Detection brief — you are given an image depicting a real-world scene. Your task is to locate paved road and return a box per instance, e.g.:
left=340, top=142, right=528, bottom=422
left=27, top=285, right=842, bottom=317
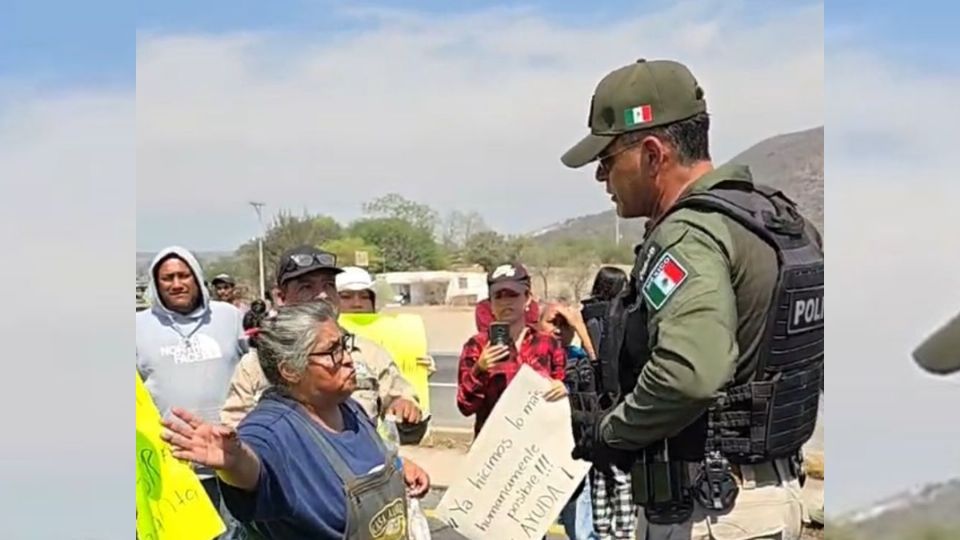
left=428, top=354, right=472, bottom=429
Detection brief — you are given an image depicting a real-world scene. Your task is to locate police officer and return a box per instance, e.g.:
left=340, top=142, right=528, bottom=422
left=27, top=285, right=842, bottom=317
left=561, top=59, right=823, bottom=539
left=914, top=311, right=960, bottom=374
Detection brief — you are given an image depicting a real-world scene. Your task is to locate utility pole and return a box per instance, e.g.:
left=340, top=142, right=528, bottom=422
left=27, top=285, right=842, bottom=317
left=249, top=201, right=266, bottom=300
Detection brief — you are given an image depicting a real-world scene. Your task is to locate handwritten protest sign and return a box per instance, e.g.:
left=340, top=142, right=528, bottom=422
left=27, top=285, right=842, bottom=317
left=136, top=373, right=225, bottom=540
left=436, top=365, right=591, bottom=539
left=340, top=312, right=431, bottom=413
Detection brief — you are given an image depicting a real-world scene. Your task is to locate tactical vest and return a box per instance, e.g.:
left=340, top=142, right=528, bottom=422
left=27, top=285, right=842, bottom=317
left=629, top=180, right=824, bottom=465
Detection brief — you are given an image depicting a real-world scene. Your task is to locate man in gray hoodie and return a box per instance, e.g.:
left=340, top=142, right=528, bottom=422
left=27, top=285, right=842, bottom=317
left=136, top=246, right=247, bottom=537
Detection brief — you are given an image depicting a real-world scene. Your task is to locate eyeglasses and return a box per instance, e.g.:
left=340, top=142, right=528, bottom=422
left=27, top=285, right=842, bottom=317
left=282, top=252, right=337, bottom=274
left=597, top=138, right=645, bottom=174
left=307, top=332, right=356, bottom=370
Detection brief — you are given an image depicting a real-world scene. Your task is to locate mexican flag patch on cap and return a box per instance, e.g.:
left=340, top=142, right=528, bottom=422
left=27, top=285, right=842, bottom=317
left=624, top=104, right=653, bottom=127
left=643, top=252, right=688, bottom=309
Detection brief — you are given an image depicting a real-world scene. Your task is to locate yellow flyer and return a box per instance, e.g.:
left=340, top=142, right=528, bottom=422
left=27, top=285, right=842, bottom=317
left=340, top=313, right=431, bottom=413
left=136, top=373, right=226, bottom=540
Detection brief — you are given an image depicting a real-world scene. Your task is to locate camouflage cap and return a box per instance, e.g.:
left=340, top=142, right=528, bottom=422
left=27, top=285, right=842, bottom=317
left=561, top=59, right=707, bottom=169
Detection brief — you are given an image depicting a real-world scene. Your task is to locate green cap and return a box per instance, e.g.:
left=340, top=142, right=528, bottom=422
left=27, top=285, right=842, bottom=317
left=561, top=59, right=707, bottom=169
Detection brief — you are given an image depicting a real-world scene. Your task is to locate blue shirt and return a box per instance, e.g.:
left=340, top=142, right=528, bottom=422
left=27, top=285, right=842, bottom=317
left=563, top=345, right=589, bottom=393
left=565, top=345, right=589, bottom=362
left=220, top=390, right=388, bottom=540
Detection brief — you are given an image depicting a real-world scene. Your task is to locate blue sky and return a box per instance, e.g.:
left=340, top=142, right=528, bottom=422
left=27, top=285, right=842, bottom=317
left=827, top=0, right=960, bottom=73
left=0, top=0, right=133, bottom=88
left=4, top=0, right=958, bottom=91
left=2, top=0, right=811, bottom=90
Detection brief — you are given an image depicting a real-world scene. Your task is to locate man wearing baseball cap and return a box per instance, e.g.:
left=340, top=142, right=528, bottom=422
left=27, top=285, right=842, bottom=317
left=561, top=60, right=823, bottom=539
left=914, top=311, right=960, bottom=375
left=211, top=273, right=249, bottom=312
left=456, top=262, right=568, bottom=437
left=211, top=273, right=236, bottom=301
left=221, top=246, right=423, bottom=429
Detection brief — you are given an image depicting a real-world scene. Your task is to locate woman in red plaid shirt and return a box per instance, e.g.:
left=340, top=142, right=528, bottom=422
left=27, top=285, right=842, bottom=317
left=456, top=263, right=568, bottom=436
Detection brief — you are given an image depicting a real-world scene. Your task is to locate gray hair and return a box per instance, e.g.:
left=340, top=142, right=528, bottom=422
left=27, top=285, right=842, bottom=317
left=256, top=301, right=339, bottom=386
left=618, top=112, right=711, bottom=166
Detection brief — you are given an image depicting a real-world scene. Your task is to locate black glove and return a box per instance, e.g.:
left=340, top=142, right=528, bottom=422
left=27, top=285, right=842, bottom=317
left=571, top=407, right=635, bottom=469
left=571, top=411, right=600, bottom=461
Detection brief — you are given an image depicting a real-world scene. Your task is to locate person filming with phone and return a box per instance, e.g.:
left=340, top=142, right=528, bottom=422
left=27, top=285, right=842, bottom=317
left=456, top=262, right=568, bottom=437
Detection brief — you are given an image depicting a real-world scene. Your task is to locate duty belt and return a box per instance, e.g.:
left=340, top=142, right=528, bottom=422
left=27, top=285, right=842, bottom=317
left=729, top=457, right=799, bottom=486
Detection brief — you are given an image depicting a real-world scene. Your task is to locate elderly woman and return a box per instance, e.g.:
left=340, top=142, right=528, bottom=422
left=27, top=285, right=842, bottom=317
left=161, top=301, right=429, bottom=540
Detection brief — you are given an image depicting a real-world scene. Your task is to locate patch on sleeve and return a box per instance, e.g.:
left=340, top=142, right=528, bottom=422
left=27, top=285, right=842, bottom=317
left=642, top=252, right=690, bottom=310
left=633, top=241, right=662, bottom=284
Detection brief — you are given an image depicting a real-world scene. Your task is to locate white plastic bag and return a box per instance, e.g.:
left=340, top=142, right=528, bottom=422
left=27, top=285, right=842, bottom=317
left=407, top=497, right=432, bottom=540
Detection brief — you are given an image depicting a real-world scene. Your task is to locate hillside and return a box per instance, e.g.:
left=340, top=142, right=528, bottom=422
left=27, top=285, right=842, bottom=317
left=836, top=479, right=960, bottom=539
left=532, top=126, right=824, bottom=245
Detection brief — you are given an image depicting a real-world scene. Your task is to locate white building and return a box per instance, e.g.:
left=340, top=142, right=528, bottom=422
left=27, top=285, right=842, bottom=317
left=377, top=270, right=487, bottom=306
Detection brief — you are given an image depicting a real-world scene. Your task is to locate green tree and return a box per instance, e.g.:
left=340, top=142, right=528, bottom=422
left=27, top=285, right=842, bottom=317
left=561, top=239, right=600, bottom=301
left=349, top=218, right=443, bottom=272
left=362, top=193, right=439, bottom=235
left=462, top=231, right=509, bottom=272
left=322, top=236, right=382, bottom=269
left=503, top=235, right=531, bottom=264
left=594, top=239, right=636, bottom=265
left=523, top=243, right=568, bottom=299
left=222, top=211, right=345, bottom=288
left=441, top=210, right=489, bottom=250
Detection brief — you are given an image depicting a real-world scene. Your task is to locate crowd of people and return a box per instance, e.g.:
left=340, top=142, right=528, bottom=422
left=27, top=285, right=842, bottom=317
left=138, top=57, right=823, bottom=540
left=138, top=245, right=433, bottom=539
left=136, top=237, right=636, bottom=539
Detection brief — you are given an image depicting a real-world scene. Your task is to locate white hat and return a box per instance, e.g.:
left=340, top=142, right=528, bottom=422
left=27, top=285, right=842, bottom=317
left=336, top=266, right=375, bottom=292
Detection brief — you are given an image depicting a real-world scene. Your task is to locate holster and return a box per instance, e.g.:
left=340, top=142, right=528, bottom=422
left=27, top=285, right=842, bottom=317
left=630, top=441, right=694, bottom=525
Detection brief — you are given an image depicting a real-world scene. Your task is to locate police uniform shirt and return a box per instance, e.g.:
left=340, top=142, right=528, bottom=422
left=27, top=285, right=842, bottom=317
left=600, top=164, right=785, bottom=449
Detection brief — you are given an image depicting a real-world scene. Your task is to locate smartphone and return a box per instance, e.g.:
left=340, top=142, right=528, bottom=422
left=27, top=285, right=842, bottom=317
left=488, top=322, right=511, bottom=347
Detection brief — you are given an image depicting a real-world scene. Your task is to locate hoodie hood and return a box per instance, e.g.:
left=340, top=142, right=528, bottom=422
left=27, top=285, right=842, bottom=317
left=148, top=246, right=210, bottom=321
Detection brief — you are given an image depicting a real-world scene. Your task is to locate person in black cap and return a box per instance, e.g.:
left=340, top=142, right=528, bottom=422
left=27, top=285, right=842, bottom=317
left=221, top=245, right=424, bottom=429
left=272, top=246, right=341, bottom=305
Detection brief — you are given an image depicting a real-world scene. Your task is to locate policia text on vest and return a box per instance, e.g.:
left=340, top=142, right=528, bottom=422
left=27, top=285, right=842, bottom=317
left=788, top=289, right=824, bottom=335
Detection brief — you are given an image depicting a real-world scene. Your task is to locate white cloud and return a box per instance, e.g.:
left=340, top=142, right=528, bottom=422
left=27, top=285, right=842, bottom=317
left=135, top=2, right=824, bottom=250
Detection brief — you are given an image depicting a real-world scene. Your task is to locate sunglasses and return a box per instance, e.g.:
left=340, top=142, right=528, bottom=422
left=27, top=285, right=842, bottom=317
left=282, top=252, right=337, bottom=273
left=597, top=138, right=646, bottom=173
